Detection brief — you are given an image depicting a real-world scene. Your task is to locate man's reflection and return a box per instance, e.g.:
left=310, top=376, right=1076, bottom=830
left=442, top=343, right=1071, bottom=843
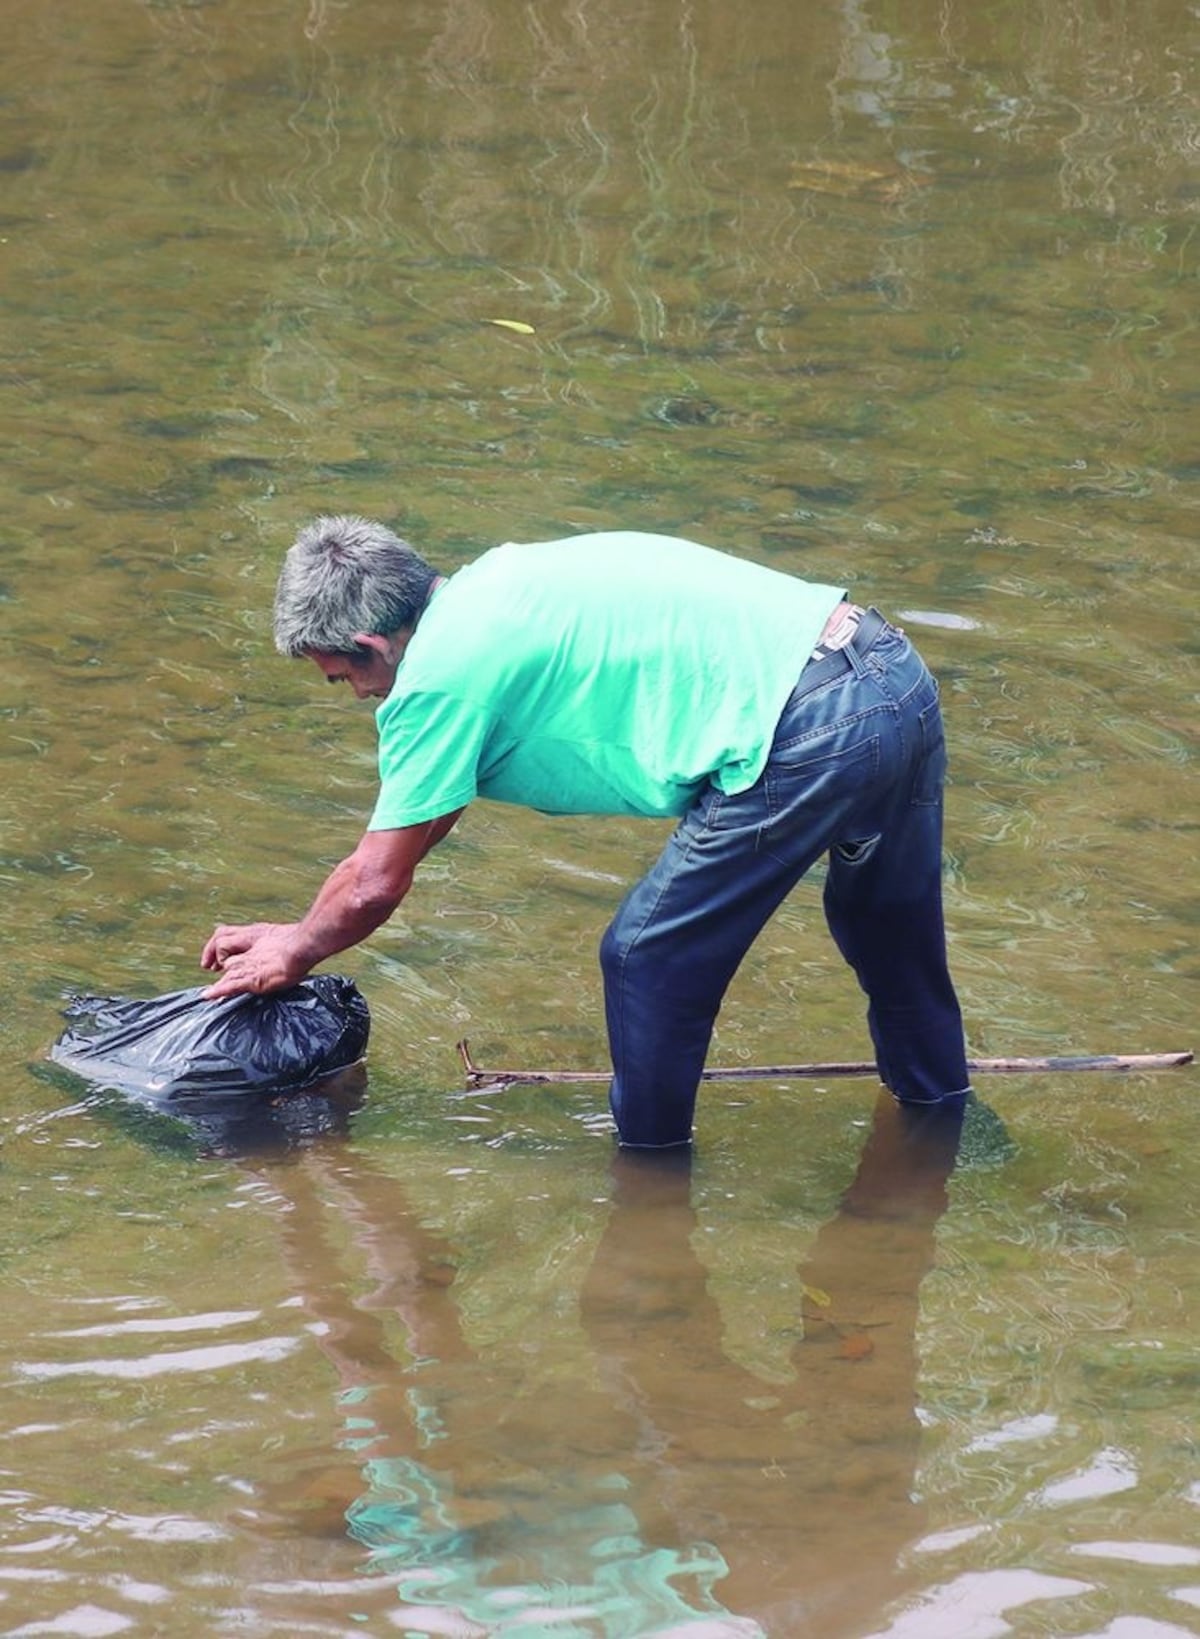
left=249, top=1090, right=966, bottom=1635
left=581, top=1094, right=966, bottom=1633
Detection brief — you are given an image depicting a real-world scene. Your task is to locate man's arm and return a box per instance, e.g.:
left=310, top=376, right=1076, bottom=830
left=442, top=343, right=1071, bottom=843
left=200, top=809, right=464, bottom=998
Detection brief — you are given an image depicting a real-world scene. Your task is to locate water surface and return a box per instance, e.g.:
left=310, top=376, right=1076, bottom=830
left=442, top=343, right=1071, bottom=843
left=1, top=1, right=1196, bottom=1635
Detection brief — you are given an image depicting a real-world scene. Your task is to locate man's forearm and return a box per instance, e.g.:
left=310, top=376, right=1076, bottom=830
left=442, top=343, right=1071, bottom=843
left=202, top=811, right=465, bottom=998
left=291, top=812, right=463, bottom=967
left=290, top=852, right=409, bottom=968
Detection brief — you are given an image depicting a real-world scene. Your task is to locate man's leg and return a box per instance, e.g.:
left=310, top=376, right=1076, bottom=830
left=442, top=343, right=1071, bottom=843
left=601, top=616, right=970, bottom=1144
left=600, top=786, right=815, bottom=1147
left=822, top=646, right=970, bottom=1106
left=599, top=649, right=901, bottom=1147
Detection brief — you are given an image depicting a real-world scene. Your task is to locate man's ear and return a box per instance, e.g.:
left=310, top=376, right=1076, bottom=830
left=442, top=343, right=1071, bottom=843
left=353, top=630, right=408, bottom=665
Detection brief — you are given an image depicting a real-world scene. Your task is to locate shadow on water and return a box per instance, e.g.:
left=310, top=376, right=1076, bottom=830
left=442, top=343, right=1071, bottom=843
left=32, top=1061, right=369, bottom=1160
left=230, top=1090, right=976, bottom=1636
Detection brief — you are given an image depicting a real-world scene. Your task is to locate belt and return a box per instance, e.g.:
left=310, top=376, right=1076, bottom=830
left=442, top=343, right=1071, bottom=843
left=792, top=604, right=889, bottom=699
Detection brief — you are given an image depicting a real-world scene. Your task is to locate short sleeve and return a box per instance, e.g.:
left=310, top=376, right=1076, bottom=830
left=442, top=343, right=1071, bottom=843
left=368, top=690, right=494, bottom=830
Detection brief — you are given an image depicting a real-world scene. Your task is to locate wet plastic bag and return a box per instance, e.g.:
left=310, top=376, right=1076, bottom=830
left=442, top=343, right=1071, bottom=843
left=51, top=974, right=370, bottom=1102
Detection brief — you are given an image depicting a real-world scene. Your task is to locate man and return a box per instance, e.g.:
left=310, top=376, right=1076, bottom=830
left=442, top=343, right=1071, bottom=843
left=202, top=517, right=970, bottom=1146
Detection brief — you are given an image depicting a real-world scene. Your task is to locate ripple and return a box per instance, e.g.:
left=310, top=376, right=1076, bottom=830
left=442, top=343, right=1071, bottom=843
left=7, top=1606, right=133, bottom=1637
left=16, top=1508, right=228, bottom=1545
left=383, top=1609, right=487, bottom=1637
left=965, top=1413, right=1059, bottom=1454
left=911, top=1523, right=993, bottom=1554
left=1069, top=1541, right=1200, bottom=1567
left=1032, top=1446, right=1138, bottom=1507
left=865, top=1569, right=1093, bottom=1639
left=44, top=1310, right=261, bottom=1340
left=894, top=608, right=983, bottom=630
left=14, top=1336, right=301, bottom=1381
left=1072, top=1621, right=1197, bottom=1638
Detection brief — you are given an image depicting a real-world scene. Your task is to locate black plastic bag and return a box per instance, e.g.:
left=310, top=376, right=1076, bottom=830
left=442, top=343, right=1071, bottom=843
left=51, top=974, right=370, bottom=1102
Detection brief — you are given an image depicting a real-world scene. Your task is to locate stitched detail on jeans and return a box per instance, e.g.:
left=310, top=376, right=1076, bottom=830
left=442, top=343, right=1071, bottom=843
left=770, top=701, right=892, bottom=761
left=766, top=734, right=880, bottom=793
left=911, top=701, right=946, bottom=808
left=760, top=735, right=881, bottom=864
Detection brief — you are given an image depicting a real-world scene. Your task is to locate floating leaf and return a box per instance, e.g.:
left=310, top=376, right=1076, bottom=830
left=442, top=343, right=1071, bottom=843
left=487, top=318, right=535, bottom=335
left=800, top=1282, right=831, bottom=1308
left=838, top=1333, right=875, bottom=1362
left=787, top=158, right=932, bottom=202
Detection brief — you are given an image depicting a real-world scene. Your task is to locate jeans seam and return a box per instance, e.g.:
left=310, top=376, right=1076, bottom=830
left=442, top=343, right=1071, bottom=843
left=612, top=810, right=706, bottom=1041
left=772, top=700, right=890, bottom=756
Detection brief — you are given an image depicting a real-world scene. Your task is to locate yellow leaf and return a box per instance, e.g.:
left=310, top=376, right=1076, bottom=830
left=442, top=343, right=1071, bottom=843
left=800, top=1283, right=832, bottom=1308
left=787, top=158, right=932, bottom=201
left=839, top=1333, right=875, bottom=1361
left=487, top=318, right=535, bottom=335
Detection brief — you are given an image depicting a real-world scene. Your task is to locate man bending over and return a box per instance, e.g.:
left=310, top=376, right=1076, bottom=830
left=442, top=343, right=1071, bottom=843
left=202, top=517, right=970, bottom=1146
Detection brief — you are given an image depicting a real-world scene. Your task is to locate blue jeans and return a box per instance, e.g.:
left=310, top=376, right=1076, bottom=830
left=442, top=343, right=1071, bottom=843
left=599, top=609, right=970, bottom=1146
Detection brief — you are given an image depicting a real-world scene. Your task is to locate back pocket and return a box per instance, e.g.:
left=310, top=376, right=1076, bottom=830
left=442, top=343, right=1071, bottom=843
left=912, top=700, right=946, bottom=807
left=762, top=734, right=881, bottom=864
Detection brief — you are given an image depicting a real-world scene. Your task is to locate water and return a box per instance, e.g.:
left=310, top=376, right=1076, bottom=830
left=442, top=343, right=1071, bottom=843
left=1, top=0, right=1197, bottom=1633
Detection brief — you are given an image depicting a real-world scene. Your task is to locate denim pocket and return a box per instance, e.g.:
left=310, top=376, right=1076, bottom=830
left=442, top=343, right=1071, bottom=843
left=761, top=734, right=881, bottom=865
left=911, top=699, right=947, bottom=807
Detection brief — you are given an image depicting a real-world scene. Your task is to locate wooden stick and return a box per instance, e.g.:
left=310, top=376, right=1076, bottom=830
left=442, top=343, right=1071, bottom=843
left=456, top=1039, right=1192, bottom=1092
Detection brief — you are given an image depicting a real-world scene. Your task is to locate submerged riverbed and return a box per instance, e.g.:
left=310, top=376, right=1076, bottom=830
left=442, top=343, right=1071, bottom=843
left=1, top=0, right=1196, bottom=1634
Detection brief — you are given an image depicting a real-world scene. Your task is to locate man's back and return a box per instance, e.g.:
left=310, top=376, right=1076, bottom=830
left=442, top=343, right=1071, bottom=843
left=370, top=532, right=844, bottom=826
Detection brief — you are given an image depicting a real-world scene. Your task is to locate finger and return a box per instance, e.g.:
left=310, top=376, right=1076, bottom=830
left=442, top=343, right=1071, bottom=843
left=201, top=924, right=241, bottom=968
left=202, top=972, right=254, bottom=1000
left=208, top=932, right=256, bottom=968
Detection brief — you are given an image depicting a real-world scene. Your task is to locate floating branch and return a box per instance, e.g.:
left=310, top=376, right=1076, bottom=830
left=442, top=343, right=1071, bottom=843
left=456, top=1040, right=1192, bottom=1093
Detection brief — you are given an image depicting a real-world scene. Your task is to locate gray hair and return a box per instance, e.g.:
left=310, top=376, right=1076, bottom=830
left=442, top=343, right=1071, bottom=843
left=273, top=515, right=439, bottom=657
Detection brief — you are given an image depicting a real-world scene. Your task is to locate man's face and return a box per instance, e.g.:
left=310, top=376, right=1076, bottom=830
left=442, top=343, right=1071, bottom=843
left=306, top=647, right=398, bottom=700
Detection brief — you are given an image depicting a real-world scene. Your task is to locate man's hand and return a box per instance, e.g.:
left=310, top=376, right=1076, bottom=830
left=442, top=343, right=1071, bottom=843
left=199, top=813, right=465, bottom=1002
left=201, top=921, right=283, bottom=971
left=200, top=922, right=311, bottom=999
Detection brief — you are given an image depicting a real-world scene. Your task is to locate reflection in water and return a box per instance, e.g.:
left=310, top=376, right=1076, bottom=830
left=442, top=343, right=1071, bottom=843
left=1, top=0, right=1195, bottom=1632
left=39, top=1062, right=369, bottom=1160
left=582, top=1099, right=967, bottom=1635
left=254, top=1092, right=966, bottom=1635
left=171, top=1062, right=369, bottom=1158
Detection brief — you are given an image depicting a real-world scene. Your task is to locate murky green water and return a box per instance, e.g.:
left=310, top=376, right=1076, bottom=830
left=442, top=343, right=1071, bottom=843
left=2, top=0, right=1196, bottom=1634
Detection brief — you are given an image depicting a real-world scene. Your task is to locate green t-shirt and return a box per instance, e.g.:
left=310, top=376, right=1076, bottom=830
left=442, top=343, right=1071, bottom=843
left=368, top=532, right=844, bottom=829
